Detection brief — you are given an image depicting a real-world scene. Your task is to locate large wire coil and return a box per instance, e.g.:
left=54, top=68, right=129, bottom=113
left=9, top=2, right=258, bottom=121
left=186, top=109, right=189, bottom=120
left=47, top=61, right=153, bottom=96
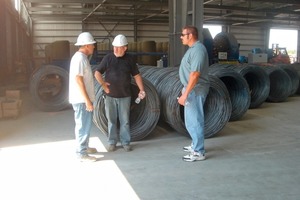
left=209, top=63, right=270, bottom=109
left=261, top=66, right=292, bottom=102
left=92, top=77, right=160, bottom=141
left=233, top=64, right=270, bottom=109
left=209, top=64, right=251, bottom=121
left=139, top=66, right=232, bottom=138
left=278, top=64, right=299, bottom=96
left=29, top=64, right=70, bottom=112
left=291, top=63, right=300, bottom=94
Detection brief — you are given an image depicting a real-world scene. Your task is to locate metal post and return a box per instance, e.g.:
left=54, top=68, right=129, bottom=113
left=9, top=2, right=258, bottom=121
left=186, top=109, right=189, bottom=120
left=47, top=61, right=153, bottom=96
left=168, top=0, right=204, bottom=67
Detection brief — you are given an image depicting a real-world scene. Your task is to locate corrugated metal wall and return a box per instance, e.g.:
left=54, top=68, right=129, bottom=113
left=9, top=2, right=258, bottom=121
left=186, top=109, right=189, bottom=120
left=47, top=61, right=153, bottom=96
left=229, top=26, right=269, bottom=57
left=32, top=21, right=169, bottom=68
left=32, top=21, right=270, bottom=68
left=0, top=4, right=7, bottom=85
left=4, top=2, right=295, bottom=81
left=0, top=0, right=32, bottom=88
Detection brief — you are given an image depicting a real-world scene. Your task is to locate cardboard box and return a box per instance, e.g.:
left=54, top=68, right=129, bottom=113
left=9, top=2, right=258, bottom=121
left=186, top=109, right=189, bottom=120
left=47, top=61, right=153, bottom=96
left=0, top=97, right=6, bottom=119
left=0, top=91, right=22, bottom=119
left=2, top=100, right=19, bottom=110
left=6, top=90, right=21, bottom=100
left=248, top=53, right=268, bottom=63
left=3, top=109, right=19, bottom=118
left=1, top=100, right=21, bottom=119
left=0, top=101, right=2, bottom=119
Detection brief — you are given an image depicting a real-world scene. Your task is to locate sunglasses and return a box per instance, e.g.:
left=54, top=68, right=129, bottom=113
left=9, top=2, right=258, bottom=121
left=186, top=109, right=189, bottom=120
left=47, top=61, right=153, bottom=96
left=181, top=33, right=190, bottom=37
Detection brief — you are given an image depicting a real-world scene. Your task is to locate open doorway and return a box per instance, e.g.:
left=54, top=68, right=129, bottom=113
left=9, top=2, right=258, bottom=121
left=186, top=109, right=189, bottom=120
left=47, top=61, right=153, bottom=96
left=204, top=25, right=222, bottom=39
left=269, top=29, right=298, bottom=63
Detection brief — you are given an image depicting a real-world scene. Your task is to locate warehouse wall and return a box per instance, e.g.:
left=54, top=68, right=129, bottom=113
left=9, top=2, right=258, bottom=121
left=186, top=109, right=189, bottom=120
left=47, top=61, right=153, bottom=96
left=32, top=21, right=169, bottom=68
left=0, top=0, right=32, bottom=87
left=33, top=21, right=270, bottom=68
left=228, top=26, right=269, bottom=58
left=0, top=3, right=7, bottom=85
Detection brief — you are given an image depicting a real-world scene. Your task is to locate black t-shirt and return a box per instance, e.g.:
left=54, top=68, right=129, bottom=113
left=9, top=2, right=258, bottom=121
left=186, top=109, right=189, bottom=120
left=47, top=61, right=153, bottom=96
left=96, top=53, right=140, bottom=98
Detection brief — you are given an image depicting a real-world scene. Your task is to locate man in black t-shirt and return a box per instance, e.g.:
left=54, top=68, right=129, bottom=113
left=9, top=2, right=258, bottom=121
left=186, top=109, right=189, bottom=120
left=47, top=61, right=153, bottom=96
left=94, top=34, right=146, bottom=152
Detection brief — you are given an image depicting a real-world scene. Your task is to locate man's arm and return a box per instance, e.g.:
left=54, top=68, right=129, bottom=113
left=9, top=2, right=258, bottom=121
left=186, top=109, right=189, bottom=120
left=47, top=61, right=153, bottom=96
left=133, top=74, right=146, bottom=99
left=178, top=71, right=200, bottom=106
left=94, top=71, right=110, bottom=94
left=75, top=75, right=93, bottom=111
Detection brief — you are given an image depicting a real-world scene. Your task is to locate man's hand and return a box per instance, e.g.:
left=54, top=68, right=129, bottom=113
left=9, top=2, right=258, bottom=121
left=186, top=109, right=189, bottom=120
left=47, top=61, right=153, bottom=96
left=138, top=91, right=146, bottom=99
left=86, top=100, right=94, bottom=112
left=102, top=82, right=111, bottom=94
left=177, top=96, right=187, bottom=106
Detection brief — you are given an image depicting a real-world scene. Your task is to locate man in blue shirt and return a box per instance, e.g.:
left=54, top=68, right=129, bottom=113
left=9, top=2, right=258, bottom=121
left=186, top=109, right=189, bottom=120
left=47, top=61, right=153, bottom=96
left=178, top=26, right=210, bottom=162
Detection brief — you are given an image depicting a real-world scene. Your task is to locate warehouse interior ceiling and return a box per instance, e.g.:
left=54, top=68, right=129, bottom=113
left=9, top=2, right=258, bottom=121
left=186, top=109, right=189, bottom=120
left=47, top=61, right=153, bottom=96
left=22, top=0, right=300, bottom=27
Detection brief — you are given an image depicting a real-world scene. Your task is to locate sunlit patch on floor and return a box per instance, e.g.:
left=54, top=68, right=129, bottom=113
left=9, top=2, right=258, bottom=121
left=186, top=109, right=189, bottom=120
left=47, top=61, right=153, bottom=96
left=0, top=137, right=140, bottom=200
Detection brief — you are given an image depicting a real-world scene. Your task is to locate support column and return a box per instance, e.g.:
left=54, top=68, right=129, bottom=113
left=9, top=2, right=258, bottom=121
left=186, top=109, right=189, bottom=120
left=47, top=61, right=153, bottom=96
left=297, top=30, right=300, bottom=63
left=0, top=1, right=6, bottom=85
left=168, top=0, right=204, bottom=67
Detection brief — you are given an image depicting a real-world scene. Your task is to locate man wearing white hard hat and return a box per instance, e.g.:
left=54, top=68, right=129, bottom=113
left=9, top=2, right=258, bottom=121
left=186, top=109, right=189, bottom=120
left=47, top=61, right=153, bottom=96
left=69, top=32, right=98, bottom=162
left=95, top=34, right=145, bottom=152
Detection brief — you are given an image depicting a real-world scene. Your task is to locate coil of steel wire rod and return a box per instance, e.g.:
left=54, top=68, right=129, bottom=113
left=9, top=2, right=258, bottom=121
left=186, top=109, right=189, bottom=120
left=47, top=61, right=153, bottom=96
left=291, top=63, right=300, bottom=94
left=233, top=64, right=270, bottom=109
left=139, top=65, right=178, bottom=121
left=261, top=66, right=292, bottom=102
left=208, top=65, right=251, bottom=121
left=278, top=64, right=299, bottom=96
left=92, top=78, right=160, bottom=141
left=29, top=64, right=70, bottom=112
left=210, top=63, right=270, bottom=108
left=139, top=66, right=232, bottom=138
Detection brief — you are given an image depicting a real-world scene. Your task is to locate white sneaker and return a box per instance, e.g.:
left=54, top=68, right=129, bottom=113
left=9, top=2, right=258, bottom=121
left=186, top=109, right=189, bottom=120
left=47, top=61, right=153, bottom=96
left=183, top=145, right=193, bottom=152
left=86, top=147, right=98, bottom=154
left=182, top=152, right=206, bottom=162
left=78, top=154, right=97, bottom=162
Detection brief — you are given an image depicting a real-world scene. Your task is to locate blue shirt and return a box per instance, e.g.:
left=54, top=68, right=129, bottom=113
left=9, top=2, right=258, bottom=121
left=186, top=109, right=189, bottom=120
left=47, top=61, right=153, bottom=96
left=179, top=41, right=210, bottom=95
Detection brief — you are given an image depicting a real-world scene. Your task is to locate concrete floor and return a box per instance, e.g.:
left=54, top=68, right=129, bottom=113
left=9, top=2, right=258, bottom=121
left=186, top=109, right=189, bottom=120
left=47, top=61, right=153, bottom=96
left=0, top=89, right=299, bottom=200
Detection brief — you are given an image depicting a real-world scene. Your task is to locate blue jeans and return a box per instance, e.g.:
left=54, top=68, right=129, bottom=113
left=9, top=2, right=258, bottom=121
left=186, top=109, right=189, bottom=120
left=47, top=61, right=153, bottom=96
left=72, top=103, right=92, bottom=156
left=184, top=90, right=207, bottom=154
left=105, top=96, right=131, bottom=146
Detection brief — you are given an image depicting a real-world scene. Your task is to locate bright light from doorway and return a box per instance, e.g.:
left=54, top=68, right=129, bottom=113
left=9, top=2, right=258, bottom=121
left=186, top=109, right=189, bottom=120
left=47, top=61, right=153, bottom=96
left=269, top=29, right=298, bottom=62
left=14, top=0, right=20, bottom=11
left=269, top=29, right=298, bottom=50
left=203, top=25, right=222, bottom=38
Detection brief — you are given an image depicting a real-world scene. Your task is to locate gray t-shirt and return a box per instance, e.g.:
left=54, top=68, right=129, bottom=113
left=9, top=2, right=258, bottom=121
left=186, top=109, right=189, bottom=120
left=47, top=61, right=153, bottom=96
left=179, top=41, right=210, bottom=95
left=69, top=51, right=95, bottom=104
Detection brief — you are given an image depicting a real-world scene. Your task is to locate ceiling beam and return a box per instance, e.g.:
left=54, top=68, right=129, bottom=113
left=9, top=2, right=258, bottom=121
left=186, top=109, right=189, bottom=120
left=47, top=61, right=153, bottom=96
left=28, top=7, right=167, bottom=14
left=204, top=4, right=300, bottom=15
left=30, top=14, right=168, bottom=22
left=204, top=13, right=300, bottom=22
left=247, top=0, right=300, bottom=4
left=23, top=0, right=168, bottom=6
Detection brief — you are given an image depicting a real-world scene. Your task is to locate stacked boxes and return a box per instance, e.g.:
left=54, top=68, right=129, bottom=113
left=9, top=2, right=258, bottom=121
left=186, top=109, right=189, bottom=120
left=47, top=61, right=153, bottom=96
left=0, top=90, right=22, bottom=119
left=248, top=53, right=268, bottom=63
left=0, top=97, right=4, bottom=118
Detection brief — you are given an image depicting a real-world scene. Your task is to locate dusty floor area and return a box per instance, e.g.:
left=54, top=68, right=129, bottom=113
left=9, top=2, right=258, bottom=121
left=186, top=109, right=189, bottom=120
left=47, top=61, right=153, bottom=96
left=0, top=89, right=299, bottom=200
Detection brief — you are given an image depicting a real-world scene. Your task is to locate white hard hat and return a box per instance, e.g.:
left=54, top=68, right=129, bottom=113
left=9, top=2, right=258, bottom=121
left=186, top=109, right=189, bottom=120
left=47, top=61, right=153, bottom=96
left=75, top=32, right=96, bottom=46
left=112, top=34, right=128, bottom=47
